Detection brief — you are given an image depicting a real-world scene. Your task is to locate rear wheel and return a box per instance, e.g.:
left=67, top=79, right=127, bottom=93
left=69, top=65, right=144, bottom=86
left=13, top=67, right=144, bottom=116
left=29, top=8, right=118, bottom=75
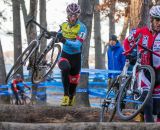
left=23, top=95, right=32, bottom=105
left=117, top=65, right=155, bottom=120
left=6, top=40, right=38, bottom=83
left=32, top=44, right=61, bottom=84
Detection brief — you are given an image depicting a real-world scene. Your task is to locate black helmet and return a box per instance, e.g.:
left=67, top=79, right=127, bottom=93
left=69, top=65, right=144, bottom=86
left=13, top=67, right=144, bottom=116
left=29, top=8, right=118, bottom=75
left=109, top=34, right=117, bottom=41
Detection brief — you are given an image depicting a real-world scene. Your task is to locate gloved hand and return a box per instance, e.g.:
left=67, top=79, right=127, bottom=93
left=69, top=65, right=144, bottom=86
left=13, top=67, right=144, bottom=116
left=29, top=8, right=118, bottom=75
left=44, top=32, right=51, bottom=39
left=49, top=31, right=58, bottom=37
left=44, top=31, right=57, bottom=39
left=59, top=36, right=66, bottom=44
left=57, top=33, right=66, bottom=44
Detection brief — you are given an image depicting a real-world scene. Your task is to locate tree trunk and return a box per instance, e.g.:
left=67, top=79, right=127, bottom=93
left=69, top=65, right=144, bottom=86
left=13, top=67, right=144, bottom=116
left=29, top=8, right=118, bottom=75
left=20, top=0, right=29, bottom=43
left=0, top=40, right=9, bottom=104
left=94, top=0, right=105, bottom=69
left=26, top=0, right=38, bottom=102
left=119, top=5, right=130, bottom=43
left=38, top=0, right=47, bottom=104
left=109, top=0, right=116, bottom=38
left=12, top=0, right=23, bottom=75
left=129, top=0, right=142, bottom=29
left=76, top=0, right=95, bottom=107
left=137, top=0, right=150, bottom=28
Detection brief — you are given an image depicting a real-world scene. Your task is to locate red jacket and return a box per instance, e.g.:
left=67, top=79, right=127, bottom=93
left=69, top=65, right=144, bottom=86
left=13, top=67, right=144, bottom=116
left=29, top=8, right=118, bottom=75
left=123, top=27, right=157, bottom=65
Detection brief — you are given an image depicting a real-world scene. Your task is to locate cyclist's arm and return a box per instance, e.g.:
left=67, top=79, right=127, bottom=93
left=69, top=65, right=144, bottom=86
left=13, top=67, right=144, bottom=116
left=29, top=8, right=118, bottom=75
left=22, top=82, right=30, bottom=90
left=12, top=80, right=18, bottom=92
left=123, top=28, right=141, bottom=53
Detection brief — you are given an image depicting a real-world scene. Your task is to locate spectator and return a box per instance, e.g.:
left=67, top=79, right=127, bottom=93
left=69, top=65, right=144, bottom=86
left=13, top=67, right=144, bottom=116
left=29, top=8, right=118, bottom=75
left=107, top=34, right=126, bottom=90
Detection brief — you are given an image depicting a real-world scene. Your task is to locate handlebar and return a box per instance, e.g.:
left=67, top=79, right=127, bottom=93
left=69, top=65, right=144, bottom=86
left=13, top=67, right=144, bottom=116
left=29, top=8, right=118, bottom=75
left=25, top=16, right=49, bottom=34
left=123, top=33, right=142, bottom=55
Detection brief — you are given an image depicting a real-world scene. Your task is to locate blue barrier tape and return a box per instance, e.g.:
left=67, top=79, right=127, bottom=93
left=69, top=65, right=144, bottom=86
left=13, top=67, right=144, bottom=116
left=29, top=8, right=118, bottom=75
left=1, top=69, right=131, bottom=98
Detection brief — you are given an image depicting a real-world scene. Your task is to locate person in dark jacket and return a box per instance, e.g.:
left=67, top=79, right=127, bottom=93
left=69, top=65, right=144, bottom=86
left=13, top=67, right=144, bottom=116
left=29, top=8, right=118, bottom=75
left=107, top=34, right=126, bottom=89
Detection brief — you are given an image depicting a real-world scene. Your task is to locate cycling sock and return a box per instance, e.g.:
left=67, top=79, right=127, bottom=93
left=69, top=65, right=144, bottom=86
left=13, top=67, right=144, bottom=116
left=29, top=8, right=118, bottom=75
left=69, top=83, right=77, bottom=98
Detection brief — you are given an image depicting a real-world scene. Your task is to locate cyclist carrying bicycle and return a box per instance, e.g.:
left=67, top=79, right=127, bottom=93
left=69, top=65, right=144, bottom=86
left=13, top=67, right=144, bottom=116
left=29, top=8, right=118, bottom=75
left=11, top=74, right=30, bottom=105
left=123, top=5, right=160, bottom=122
left=46, top=3, right=87, bottom=106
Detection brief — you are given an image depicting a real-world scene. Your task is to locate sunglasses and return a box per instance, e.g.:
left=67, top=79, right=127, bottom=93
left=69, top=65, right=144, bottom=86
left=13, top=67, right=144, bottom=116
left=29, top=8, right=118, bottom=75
left=154, top=17, right=160, bottom=22
left=68, top=14, right=78, bottom=18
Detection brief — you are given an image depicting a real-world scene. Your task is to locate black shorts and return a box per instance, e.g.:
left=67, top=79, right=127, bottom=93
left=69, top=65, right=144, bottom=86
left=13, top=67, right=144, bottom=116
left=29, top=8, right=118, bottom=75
left=61, top=51, right=81, bottom=75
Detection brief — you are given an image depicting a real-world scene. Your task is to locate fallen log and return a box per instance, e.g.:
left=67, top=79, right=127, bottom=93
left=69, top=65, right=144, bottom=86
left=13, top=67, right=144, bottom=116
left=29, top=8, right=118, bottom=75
left=0, top=122, right=160, bottom=130
left=0, top=104, right=101, bottom=123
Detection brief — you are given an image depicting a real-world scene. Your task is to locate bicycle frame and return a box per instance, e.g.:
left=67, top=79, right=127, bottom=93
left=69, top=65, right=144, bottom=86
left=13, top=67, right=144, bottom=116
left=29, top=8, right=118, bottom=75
left=123, top=33, right=160, bottom=99
left=26, top=19, right=59, bottom=71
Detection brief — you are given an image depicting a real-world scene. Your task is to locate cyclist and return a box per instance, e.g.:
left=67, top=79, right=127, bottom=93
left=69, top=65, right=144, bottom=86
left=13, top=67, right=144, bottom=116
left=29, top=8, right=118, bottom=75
left=47, top=3, right=87, bottom=106
left=11, top=74, right=30, bottom=105
left=123, top=5, right=160, bottom=122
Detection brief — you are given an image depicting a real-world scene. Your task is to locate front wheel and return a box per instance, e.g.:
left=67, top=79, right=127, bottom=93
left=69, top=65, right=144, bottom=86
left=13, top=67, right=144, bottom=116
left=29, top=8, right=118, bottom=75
left=32, top=44, right=61, bottom=84
left=117, top=65, right=155, bottom=120
left=100, top=78, right=119, bottom=122
left=6, top=40, right=38, bottom=83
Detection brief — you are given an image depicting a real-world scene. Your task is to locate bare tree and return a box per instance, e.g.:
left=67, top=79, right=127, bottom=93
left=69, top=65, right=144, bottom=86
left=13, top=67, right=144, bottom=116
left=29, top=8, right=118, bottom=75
left=109, top=0, right=116, bottom=37
left=37, top=0, right=47, bottom=103
left=12, top=0, right=23, bottom=75
left=0, top=40, right=9, bottom=104
left=138, top=0, right=151, bottom=28
left=75, top=0, right=95, bottom=107
left=94, top=0, right=105, bottom=69
left=20, top=0, right=38, bottom=102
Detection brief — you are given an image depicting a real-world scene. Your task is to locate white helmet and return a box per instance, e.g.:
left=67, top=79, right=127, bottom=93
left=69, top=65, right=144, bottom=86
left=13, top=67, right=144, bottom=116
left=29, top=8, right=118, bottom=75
left=150, top=5, right=160, bottom=18
left=66, top=3, right=81, bottom=16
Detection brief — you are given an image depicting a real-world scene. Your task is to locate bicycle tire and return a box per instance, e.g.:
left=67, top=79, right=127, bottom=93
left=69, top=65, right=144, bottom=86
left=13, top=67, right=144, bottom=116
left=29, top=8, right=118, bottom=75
left=10, top=94, right=22, bottom=105
left=6, top=40, right=38, bottom=83
left=10, top=94, right=15, bottom=105
left=117, top=65, right=155, bottom=120
left=23, top=95, right=32, bottom=105
left=100, top=78, right=119, bottom=122
left=32, top=43, right=61, bottom=84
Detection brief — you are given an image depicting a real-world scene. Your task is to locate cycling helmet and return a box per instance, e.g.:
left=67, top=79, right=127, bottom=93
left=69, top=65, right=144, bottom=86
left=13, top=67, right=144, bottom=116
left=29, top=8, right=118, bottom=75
left=149, top=5, right=160, bottom=18
left=66, top=3, right=81, bottom=16
left=15, top=74, right=21, bottom=78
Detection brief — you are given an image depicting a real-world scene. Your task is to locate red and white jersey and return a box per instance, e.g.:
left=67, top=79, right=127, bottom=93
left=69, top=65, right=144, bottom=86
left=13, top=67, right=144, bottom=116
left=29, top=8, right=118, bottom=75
left=152, top=33, right=160, bottom=69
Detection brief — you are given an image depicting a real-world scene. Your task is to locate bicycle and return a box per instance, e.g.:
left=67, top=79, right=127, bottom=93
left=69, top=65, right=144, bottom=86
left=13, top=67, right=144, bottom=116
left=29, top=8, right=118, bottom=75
left=6, top=17, right=61, bottom=84
left=116, top=34, right=160, bottom=121
left=99, top=59, right=130, bottom=122
left=10, top=88, right=32, bottom=105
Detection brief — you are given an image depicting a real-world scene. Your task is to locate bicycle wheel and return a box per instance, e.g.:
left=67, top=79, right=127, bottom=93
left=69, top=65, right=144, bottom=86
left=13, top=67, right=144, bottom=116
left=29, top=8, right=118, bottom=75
left=117, top=65, right=155, bottom=120
left=10, top=94, right=22, bottom=105
left=10, top=94, right=15, bottom=105
left=100, top=78, right=119, bottom=122
left=32, top=44, right=61, bottom=84
left=6, top=40, right=38, bottom=83
left=23, top=95, right=32, bottom=105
